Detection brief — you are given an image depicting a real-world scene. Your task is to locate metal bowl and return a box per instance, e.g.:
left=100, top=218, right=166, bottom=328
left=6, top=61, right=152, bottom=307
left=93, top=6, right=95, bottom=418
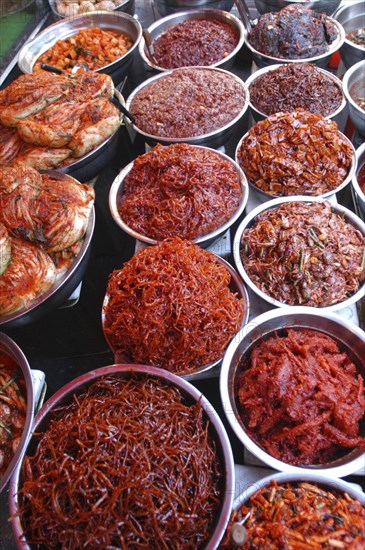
left=155, top=0, right=234, bottom=17
left=0, top=173, right=95, bottom=329
left=17, top=11, right=142, bottom=83
left=139, top=9, right=245, bottom=72
left=334, top=1, right=365, bottom=69
left=232, top=472, right=365, bottom=518
left=220, top=306, right=365, bottom=478
left=352, top=142, right=365, bottom=219
left=0, top=333, right=34, bottom=493
left=232, top=196, right=365, bottom=311
left=10, top=363, right=235, bottom=549
left=253, top=0, right=341, bottom=16
left=48, top=0, right=135, bottom=18
left=342, top=59, right=365, bottom=137
left=235, top=125, right=356, bottom=203
left=125, top=67, right=249, bottom=148
left=102, top=253, right=250, bottom=380
left=245, top=17, right=345, bottom=69
left=109, top=145, right=249, bottom=248
left=245, top=63, right=347, bottom=131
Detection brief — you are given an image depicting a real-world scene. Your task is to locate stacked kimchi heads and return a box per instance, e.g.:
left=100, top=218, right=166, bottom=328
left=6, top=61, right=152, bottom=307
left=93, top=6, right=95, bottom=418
left=0, top=164, right=94, bottom=326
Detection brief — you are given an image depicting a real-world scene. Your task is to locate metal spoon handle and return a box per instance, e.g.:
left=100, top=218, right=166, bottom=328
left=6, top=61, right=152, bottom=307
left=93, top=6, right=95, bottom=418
left=234, top=0, right=253, bottom=33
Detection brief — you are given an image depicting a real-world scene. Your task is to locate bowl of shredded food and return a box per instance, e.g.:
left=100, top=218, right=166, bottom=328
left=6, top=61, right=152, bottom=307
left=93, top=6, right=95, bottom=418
left=17, top=11, right=142, bottom=82
left=245, top=63, right=346, bottom=129
left=139, top=9, right=245, bottom=72
left=10, top=363, right=235, bottom=549
left=219, top=472, right=365, bottom=548
left=342, top=59, right=365, bottom=137
left=233, top=196, right=365, bottom=311
left=0, top=332, right=34, bottom=494
left=352, top=143, right=365, bottom=218
left=102, top=237, right=249, bottom=378
left=220, top=307, right=365, bottom=477
left=125, top=66, right=249, bottom=148
left=109, top=143, right=248, bottom=247
left=235, top=109, right=356, bottom=201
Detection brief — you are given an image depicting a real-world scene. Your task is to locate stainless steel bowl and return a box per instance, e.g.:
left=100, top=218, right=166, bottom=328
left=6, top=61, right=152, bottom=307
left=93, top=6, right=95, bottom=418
left=253, top=0, right=341, bottom=16
left=10, top=363, right=235, bottom=549
left=109, top=145, right=249, bottom=248
left=342, top=60, right=365, bottom=136
left=245, top=63, right=347, bottom=131
left=0, top=333, right=34, bottom=493
left=48, top=0, right=135, bottom=18
left=17, top=11, right=142, bottom=83
left=245, top=18, right=345, bottom=69
left=334, top=1, right=365, bottom=69
left=352, top=142, right=365, bottom=219
left=139, top=9, right=245, bottom=72
left=0, top=173, right=95, bottom=329
left=235, top=125, right=356, bottom=203
left=155, top=0, right=234, bottom=17
left=125, top=67, right=249, bottom=148
left=102, top=254, right=250, bottom=380
left=232, top=471, right=365, bottom=515
left=232, top=196, right=365, bottom=312
left=220, top=306, right=365, bottom=478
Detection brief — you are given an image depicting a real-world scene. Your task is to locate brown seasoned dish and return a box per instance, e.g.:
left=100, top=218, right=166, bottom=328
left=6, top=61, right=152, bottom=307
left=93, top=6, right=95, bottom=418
left=236, top=328, right=365, bottom=465
left=118, top=143, right=243, bottom=240
left=129, top=67, right=246, bottom=138
left=240, top=200, right=365, bottom=307
left=358, top=162, right=365, bottom=193
left=248, top=5, right=338, bottom=59
left=152, top=17, right=239, bottom=68
left=103, top=237, right=246, bottom=375
left=17, top=374, right=224, bottom=549
left=221, top=480, right=365, bottom=549
left=236, top=110, right=353, bottom=196
left=248, top=63, right=343, bottom=117
left=346, top=27, right=365, bottom=47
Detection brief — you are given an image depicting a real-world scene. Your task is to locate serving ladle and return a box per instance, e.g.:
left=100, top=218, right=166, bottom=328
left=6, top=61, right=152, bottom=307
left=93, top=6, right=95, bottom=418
left=234, top=0, right=256, bottom=33
left=230, top=511, right=251, bottom=546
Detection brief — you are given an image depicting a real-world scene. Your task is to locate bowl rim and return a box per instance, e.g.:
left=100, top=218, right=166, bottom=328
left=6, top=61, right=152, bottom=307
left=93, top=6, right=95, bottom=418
left=334, top=0, right=365, bottom=53
left=0, top=333, right=35, bottom=493
left=342, top=59, right=365, bottom=117
left=352, top=142, right=365, bottom=204
left=125, top=66, right=249, bottom=143
left=244, top=63, right=347, bottom=121
left=9, top=363, right=235, bottom=550
left=245, top=18, right=345, bottom=64
left=138, top=8, right=246, bottom=72
left=232, top=195, right=365, bottom=311
left=219, top=305, right=365, bottom=478
left=232, top=471, right=365, bottom=511
left=17, top=10, right=142, bottom=75
left=0, top=172, right=95, bottom=327
left=109, top=144, right=249, bottom=245
left=101, top=251, right=250, bottom=379
left=234, top=119, right=357, bottom=201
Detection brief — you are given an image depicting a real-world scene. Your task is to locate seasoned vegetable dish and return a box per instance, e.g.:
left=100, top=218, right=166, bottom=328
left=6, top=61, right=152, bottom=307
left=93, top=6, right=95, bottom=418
left=240, top=201, right=365, bottom=307
left=221, top=480, right=365, bottom=549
